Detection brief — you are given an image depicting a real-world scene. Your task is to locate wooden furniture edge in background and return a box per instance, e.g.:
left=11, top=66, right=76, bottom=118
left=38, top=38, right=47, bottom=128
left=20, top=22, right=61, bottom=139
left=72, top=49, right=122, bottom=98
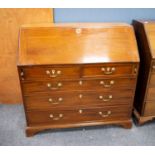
left=0, top=8, right=53, bottom=104
left=133, top=20, right=155, bottom=125
left=133, top=109, right=155, bottom=125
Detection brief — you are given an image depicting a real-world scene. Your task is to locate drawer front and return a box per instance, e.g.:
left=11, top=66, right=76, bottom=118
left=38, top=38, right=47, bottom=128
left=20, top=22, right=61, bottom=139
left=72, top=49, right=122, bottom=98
left=19, top=66, right=80, bottom=81
left=146, top=88, right=155, bottom=101
left=27, top=105, right=131, bottom=125
left=82, top=64, right=135, bottom=77
left=144, top=101, right=155, bottom=116
left=22, top=78, right=136, bottom=95
left=24, top=90, right=133, bottom=110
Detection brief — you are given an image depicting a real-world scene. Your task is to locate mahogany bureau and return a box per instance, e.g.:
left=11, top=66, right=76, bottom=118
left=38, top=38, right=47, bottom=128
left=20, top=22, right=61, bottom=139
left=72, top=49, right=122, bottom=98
left=133, top=20, right=155, bottom=124
left=18, top=23, right=139, bottom=136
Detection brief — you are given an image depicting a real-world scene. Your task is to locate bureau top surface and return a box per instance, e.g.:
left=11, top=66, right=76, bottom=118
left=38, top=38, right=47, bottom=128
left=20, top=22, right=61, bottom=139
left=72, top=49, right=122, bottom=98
left=135, top=20, right=155, bottom=59
left=18, top=23, right=139, bottom=65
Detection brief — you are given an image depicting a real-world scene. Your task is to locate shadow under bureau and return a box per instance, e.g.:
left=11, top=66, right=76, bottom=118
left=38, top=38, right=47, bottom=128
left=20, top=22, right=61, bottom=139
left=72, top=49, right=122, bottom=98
left=18, top=23, right=139, bottom=136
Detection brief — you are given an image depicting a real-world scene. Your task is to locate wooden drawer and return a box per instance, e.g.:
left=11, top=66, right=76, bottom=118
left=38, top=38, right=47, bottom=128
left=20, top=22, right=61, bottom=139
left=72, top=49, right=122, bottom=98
left=82, top=64, right=135, bottom=77
left=19, top=65, right=80, bottom=81
left=22, top=78, right=136, bottom=95
left=26, top=105, right=131, bottom=126
left=144, top=101, right=155, bottom=116
left=24, top=90, right=133, bottom=110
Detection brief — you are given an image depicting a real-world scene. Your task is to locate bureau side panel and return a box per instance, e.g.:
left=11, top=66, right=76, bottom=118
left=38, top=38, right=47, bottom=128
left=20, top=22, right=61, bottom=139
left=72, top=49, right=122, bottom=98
left=133, top=21, right=152, bottom=115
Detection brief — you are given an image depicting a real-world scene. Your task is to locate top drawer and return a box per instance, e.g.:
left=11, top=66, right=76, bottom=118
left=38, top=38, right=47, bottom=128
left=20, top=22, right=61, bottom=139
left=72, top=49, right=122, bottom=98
left=82, top=64, right=137, bottom=78
left=19, top=63, right=138, bottom=81
left=19, top=65, right=80, bottom=81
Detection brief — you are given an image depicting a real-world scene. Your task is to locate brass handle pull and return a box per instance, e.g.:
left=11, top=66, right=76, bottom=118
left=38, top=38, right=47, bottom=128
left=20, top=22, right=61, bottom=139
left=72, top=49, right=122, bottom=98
left=152, top=66, right=155, bottom=69
left=79, top=80, right=83, bottom=85
left=100, top=80, right=115, bottom=88
left=101, top=67, right=115, bottom=75
left=134, top=68, right=137, bottom=74
left=79, top=109, right=83, bottom=114
left=47, top=82, right=62, bottom=90
left=48, top=97, right=63, bottom=105
left=46, top=69, right=61, bottom=78
left=98, top=111, right=111, bottom=117
left=99, top=95, right=112, bottom=102
left=20, top=71, right=24, bottom=80
left=49, top=113, right=63, bottom=120
left=79, top=94, right=83, bottom=99
left=76, top=28, right=82, bottom=34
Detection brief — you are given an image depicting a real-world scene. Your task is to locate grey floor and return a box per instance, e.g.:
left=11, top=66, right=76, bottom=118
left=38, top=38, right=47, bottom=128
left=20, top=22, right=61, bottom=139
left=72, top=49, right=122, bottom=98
left=0, top=104, right=155, bottom=146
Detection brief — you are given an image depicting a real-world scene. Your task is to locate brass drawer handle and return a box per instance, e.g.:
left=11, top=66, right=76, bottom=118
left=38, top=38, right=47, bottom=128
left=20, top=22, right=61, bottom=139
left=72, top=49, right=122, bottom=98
left=100, top=80, right=115, bottom=88
left=49, top=113, right=63, bottom=120
left=98, top=111, right=111, bottom=117
left=46, top=69, right=61, bottom=78
left=79, top=94, right=83, bottom=99
left=79, top=109, right=83, bottom=114
left=76, top=28, right=82, bottom=34
left=79, top=80, right=83, bottom=85
left=99, top=95, right=112, bottom=102
left=47, top=82, right=62, bottom=90
left=20, top=69, right=25, bottom=80
left=48, top=97, right=63, bottom=105
left=152, top=65, right=155, bottom=70
left=134, top=67, right=137, bottom=74
left=101, top=67, right=115, bottom=75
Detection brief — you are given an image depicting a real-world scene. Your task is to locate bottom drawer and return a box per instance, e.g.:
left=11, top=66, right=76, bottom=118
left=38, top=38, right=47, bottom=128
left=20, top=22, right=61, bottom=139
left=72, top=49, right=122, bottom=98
left=26, top=105, right=131, bottom=126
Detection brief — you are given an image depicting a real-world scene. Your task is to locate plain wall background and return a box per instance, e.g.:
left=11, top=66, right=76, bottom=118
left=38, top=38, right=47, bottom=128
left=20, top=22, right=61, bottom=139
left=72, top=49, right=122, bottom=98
left=54, top=8, right=155, bottom=23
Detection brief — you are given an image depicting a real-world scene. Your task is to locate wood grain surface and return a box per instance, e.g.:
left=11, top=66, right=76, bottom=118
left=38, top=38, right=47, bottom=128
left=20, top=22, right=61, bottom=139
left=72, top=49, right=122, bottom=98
left=0, top=8, right=53, bottom=104
left=26, top=105, right=131, bottom=126
left=18, top=23, right=139, bottom=65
